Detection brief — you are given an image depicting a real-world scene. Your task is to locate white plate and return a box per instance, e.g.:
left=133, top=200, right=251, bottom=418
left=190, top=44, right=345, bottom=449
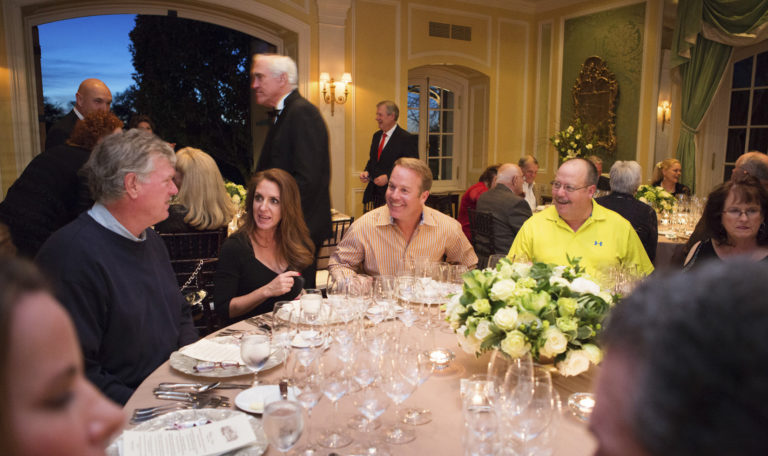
left=235, top=385, right=299, bottom=414
left=107, top=409, right=267, bottom=456
left=169, top=337, right=285, bottom=378
left=275, top=299, right=346, bottom=326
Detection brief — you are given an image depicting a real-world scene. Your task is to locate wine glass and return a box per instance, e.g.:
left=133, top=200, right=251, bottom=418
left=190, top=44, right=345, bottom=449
left=301, top=288, right=323, bottom=326
left=368, top=275, right=396, bottom=326
left=349, top=385, right=391, bottom=455
left=263, top=400, right=304, bottom=455
left=347, top=346, right=382, bottom=431
left=317, top=353, right=352, bottom=448
left=240, top=330, right=273, bottom=387
left=293, top=361, right=324, bottom=456
left=508, top=368, right=555, bottom=451
left=380, top=354, right=417, bottom=444
left=273, top=301, right=297, bottom=380
left=396, top=276, right=418, bottom=327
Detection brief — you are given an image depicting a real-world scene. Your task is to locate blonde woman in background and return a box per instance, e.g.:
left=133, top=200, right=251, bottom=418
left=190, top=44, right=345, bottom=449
left=155, top=147, right=237, bottom=233
left=652, top=158, right=691, bottom=197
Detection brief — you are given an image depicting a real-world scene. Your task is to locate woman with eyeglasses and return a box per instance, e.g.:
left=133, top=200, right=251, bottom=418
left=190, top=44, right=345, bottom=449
left=684, top=175, right=768, bottom=270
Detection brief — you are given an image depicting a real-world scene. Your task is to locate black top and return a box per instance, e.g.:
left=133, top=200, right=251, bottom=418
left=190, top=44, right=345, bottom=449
left=363, top=125, right=418, bottom=206
left=45, top=110, right=79, bottom=150
left=684, top=238, right=768, bottom=270
left=0, top=143, right=93, bottom=258
left=596, top=192, right=658, bottom=262
left=214, top=231, right=306, bottom=325
left=36, top=213, right=199, bottom=404
left=652, top=180, right=691, bottom=197
left=476, top=185, right=532, bottom=254
left=155, top=204, right=195, bottom=233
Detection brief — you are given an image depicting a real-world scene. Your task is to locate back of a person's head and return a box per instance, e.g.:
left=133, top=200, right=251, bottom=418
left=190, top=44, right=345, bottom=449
left=603, top=261, right=768, bottom=455
left=175, top=147, right=235, bottom=230
left=734, top=151, right=768, bottom=182
left=66, top=110, right=123, bottom=150
left=608, top=160, right=641, bottom=194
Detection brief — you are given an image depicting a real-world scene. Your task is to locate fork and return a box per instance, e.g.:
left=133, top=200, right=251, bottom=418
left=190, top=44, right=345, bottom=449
left=131, top=397, right=229, bottom=423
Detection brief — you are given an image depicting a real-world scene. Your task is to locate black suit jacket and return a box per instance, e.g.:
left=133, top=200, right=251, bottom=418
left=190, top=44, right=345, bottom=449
left=476, top=185, right=532, bottom=254
left=596, top=192, right=658, bottom=262
left=45, top=110, right=79, bottom=151
left=255, top=90, right=331, bottom=246
left=363, top=125, right=418, bottom=205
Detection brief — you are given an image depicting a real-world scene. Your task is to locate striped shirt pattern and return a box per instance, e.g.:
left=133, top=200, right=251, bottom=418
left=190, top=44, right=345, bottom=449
left=328, top=205, right=477, bottom=277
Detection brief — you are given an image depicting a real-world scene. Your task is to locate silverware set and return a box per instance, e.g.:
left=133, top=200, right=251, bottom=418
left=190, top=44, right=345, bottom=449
left=130, top=382, right=249, bottom=423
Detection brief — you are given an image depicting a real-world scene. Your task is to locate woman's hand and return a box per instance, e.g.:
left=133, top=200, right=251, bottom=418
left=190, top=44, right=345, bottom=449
left=265, top=271, right=301, bottom=297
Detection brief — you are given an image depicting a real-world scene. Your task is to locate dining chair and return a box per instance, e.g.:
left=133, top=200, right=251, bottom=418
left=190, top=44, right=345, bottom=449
left=468, top=209, right=496, bottom=269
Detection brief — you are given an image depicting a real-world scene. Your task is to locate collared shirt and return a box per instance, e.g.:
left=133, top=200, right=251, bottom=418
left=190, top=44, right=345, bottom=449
left=275, top=90, right=292, bottom=111
left=379, top=124, right=398, bottom=150
left=73, top=106, right=84, bottom=120
left=87, top=202, right=146, bottom=242
left=328, top=205, right=477, bottom=277
left=523, top=181, right=537, bottom=211
left=509, top=200, right=653, bottom=280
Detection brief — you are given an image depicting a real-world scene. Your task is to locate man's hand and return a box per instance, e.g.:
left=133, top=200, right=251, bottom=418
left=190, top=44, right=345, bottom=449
left=359, top=171, right=370, bottom=183
left=373, top=174, right=388, bottom=186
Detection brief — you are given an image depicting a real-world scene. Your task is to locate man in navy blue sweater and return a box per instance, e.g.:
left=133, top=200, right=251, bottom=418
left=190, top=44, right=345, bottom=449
left=37, top=130, right=198, bottom=405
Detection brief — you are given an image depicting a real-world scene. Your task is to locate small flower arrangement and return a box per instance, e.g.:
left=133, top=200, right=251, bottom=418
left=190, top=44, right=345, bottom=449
left=224, top=181, right=247, bottom=210
left=550, top=120, right=595, bottom=161
left=635, top=184, right=677, bottom=213
left=446, top=257, right=616, bottom=376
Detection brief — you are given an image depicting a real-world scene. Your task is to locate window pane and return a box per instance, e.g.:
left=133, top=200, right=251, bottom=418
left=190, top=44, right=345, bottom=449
left=442, top=89, right=454, bottom=109
left=442, top=111, right=454, bottom=133
left=429, top=111, right=440, bottom=132
left=428, top=86, right=440, bottom=110
left=751, top=89, right=768, bottom=125
left=428, top=135, right=440, bottom=157
left=755, top=51, right=768, bottom=87
left=442, top=158, right=452, bottom=180
left=727, top=128, right=746, bottom=161
left=723, top=164, right=735, bottom=182
left=407, top=109, right=419, bottom=134
left=428, top=159, right=439, bottom=179
left=733, top=57, right=753, bottom=89
left=729, top=91, right=750, bottom=126
left=407, top=85, right=420, bottom=108
left=749, top=127, right=768, bottom=152
left=442, top=135, right=453, bottom=157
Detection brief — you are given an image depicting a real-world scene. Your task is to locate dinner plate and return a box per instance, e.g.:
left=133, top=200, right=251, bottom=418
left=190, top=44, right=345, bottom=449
left=235, top=385, right=299, bottom=414
left=274, top=299, right=346, bottom=326
left=169, top=337, right=286, bottom=378
left=106, top=409, right=267, bottom=456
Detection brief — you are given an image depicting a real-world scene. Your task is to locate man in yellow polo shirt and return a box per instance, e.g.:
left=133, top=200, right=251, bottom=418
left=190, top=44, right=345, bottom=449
left=509, top=158, right=653, bottom=279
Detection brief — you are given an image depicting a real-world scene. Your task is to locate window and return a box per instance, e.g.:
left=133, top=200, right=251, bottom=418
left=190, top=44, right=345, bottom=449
left=724, top=49, right=768, bottom=180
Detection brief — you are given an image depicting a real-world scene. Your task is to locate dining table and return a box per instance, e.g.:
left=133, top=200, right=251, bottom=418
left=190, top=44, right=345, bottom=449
left=121, top=316, right=598, bottom=455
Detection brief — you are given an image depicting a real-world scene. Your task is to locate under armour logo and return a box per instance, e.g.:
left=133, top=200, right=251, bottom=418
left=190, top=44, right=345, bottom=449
left=594, top=241, right=603, bottom=246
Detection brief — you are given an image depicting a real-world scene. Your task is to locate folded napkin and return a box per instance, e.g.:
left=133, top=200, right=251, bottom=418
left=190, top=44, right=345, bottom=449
left=179, top=338, right=243, bottom=364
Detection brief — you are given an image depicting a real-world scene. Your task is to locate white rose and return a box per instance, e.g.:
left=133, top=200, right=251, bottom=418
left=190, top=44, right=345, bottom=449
left=582, top=344, right=603, bottom=365
left=500, top=330, right=529, bottom=358
left=569, top=277, right=601, bottom=295
left=557, top=350, right=591, bottom=376
left=549, top=276, right=570, bottom=288
left=539, top=327, right=568, bottom=358
left=492, top=307, right=519, bottom=331
left=475, top=320, right=492, bottom=340
left=490, top=279, right=516, bottom=302
left=445, top=293, right=462, bottom=317
left=510, top=262, right=532, bottom=277
left=457, top=326, right=482, bottom=354
left=552, top=265, right=566, bottom=278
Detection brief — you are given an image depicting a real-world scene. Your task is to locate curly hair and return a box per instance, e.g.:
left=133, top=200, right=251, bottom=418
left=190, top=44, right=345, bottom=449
left=702, top=175, right=768, bottom=246
left=65, top=110, right=123, bottom=150
left=238, top=169, right=314, bottom=271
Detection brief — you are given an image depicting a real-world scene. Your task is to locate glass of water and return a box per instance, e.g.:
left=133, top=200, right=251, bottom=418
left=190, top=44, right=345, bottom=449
left=240, top=330, right=273, bottom=387
left=263, top=400, right=304, bottom=454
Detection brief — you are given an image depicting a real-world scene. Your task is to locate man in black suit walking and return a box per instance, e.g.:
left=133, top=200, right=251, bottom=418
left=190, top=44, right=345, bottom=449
left=252, top=54, right=331, bottom=287
left=45, top=78, right=112, bottom=150
left=359, top=101, right=418, bottom=209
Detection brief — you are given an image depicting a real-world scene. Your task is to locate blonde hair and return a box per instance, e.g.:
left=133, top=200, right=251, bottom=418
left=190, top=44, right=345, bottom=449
left=652, top=158, right=681, bottom=183
left=174, top=147, right=236, bottom=230
left=393, top=157, right=433, bottom=193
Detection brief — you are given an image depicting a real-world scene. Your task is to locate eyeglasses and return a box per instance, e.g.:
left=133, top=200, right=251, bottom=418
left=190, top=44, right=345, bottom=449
left=722, top=208, right=762, bottom=218
left=551, top=181, right=589, bottom=193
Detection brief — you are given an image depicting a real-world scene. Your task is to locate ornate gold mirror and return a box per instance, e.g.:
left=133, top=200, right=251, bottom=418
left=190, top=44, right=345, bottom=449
left=572, top=56, right=618, bottom=157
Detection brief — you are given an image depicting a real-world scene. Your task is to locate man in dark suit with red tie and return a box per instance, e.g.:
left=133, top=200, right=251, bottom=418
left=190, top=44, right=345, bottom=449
left=359, top=101, right=418, bottom=209
left=252, top=54, right=331, bottom=287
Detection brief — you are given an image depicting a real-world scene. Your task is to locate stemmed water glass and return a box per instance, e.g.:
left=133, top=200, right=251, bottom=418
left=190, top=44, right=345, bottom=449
left=301, top=288, right=323, bottom=325
left=273, top=301, right=297, bottom=380
left=369, top=275, right=396, bottom=325
left=398, top=331, right=435, bottom=426
left=380, top=353, right=417, bottom=444
left=317, top=352, right=352, bottom=448
left=395, top=276, right=418, bottom=327
left=507, top=368, right=556, bottom=453
left=347, top=344, right=382, bottom=431
left=293, top=360, right=324, bottom=456
left=263, top=400, right=304, bottom=455
left=240, top=329, right=273, bottom=387
left=349, top=385, right=391, bottom=455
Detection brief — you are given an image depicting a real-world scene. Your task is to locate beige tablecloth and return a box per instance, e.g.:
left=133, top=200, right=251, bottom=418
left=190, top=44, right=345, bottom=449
left=122, top=321, right=597, bottom=455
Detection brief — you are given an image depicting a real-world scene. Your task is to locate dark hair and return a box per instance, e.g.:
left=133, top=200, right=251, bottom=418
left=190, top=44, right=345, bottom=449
left=0, top=257, right=50, bottom=454
left=128, top=114, right=155, bottom=131
left=238, top=169, right=314, bottom=271
left=479, top=164, right=500, bottom=187
left=518, top=155, right=538, bottom=168
left=66, top=110, right=123, bottom=150
left=702, top=175, right=768, bottom=246
left=602, top=260, right=768, bottom=455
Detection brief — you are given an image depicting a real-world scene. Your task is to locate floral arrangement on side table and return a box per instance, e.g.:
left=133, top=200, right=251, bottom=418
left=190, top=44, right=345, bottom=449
left=224, top=181, right=247, bottom=210
left=635, top=184, right=677, bottom=213
left=446, top=257, right=616, bottom=376
left=549, top=120, right=595, bottom=161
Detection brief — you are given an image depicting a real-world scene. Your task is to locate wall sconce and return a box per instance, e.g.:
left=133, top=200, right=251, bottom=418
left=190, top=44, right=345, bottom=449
left=319, top=72, right=352, bottom=116
left=658, top=101, right=671, bottom=131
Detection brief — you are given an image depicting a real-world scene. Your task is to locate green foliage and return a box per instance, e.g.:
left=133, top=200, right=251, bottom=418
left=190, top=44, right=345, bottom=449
left=42, top=97, right=66, bottom=131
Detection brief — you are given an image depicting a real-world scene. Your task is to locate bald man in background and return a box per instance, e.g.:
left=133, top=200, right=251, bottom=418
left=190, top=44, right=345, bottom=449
left=45, top=78, right=112, bottom=150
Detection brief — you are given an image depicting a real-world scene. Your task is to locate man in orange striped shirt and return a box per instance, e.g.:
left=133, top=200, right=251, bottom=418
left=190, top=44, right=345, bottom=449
left=329, top=158, right=477, bottom=277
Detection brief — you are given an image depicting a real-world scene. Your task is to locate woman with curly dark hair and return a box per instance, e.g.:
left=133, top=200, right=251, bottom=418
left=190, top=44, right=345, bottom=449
left=214, top=168, right=315, bottom=323
left=684, top=175, right=768, bottom=269
left=0, top=110, right=122, bottom=257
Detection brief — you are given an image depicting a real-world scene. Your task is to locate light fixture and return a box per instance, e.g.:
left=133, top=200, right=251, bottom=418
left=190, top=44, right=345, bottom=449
left=319, top=72, right=352, bottom=116
left=658, top=101, right=671, bottom=131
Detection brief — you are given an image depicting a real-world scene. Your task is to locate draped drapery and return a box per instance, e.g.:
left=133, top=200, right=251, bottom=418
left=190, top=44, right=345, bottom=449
left=670, top=0, right=768, bottom=193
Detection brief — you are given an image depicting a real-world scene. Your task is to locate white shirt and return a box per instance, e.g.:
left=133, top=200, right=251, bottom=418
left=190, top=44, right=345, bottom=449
left=379, top=124, right=397, bottom=150
left=73, top=107, right=84, bottom=120
left=523, top=181, right=537, bottom=211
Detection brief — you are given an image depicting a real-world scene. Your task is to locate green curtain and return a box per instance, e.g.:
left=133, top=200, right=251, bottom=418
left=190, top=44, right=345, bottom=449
left=675, top=35, right=732, bottom=193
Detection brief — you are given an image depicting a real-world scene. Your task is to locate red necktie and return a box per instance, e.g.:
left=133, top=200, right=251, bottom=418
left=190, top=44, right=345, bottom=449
left=377, top=132, right=387, bottom=160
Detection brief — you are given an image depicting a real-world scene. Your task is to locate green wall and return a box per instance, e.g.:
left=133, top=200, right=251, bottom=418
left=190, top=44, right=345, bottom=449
left=560, top=2, right=646, bottom=166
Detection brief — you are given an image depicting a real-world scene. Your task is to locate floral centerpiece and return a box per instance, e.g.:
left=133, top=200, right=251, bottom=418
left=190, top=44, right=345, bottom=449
left=224, top=181, right=247, bottom=210
left=635, top=184, right=677, bottom=213
left=446, top=257, right=616, bottom=376
left=550, top=120, right=595, bottom=161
